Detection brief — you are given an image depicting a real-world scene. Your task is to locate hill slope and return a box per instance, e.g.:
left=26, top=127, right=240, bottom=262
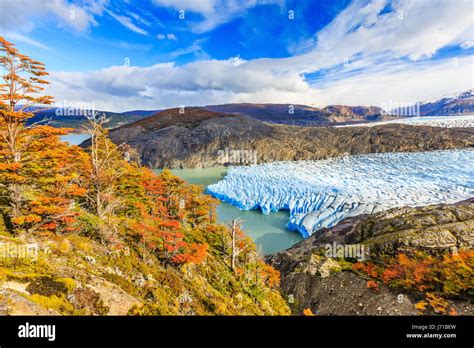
left=0, top=127, right=289, bottom=316
left=267, top=199, right=474, bottom=315
left=27, top=108, right=159, bottom=129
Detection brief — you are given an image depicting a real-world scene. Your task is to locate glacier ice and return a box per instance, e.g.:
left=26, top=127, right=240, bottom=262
left=336, top=115, right=474, bottom=128
left=207, top=149, right=474, bottom=238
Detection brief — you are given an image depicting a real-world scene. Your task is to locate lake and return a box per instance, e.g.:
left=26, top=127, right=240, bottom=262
left=61, top=133, right=90, bottom=145
left=158, top=167, right=303, bottom=254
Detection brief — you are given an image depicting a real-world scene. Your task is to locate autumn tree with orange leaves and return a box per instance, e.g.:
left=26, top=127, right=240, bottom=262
left=0, top=37, right=91, bottom=235
left=0, top=37, right=54, bottom=222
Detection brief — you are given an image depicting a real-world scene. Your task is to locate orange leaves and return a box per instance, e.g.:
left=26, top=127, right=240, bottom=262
left=67, top=185, right=87, bottom=197
left=161, top=219, right=181, bottom=230
left=27, top=125, right=71, bottom=137
left=303, top=308, right=315, bottom=316
left=448, top=308, right=458, bottom=316
left=353, top=251, right=473, bottom=315
left=393, top=253, right=433, bottom=291
left=457, top=249, right=474, bottom=264
left=381, top=265, right=404, bottom=284
left=261, top=263, right=281, bottom=289
left=129, top=168, right=212, bottom=266
left=43, top=222, right=58, bottom=231
left=0, top=124, right=88, bottom=234
left=366, top=280, right=379, bottom=291
left=135, top=216, right=207, bottom=266
left=141, top=168, right=166, bottom=197
left=0, top=162, right=22, bottom=171
left=425, top=293, right=449, bottom=314
left=438, top=251, right=473, bottom=296
left=415, top=300, right=428, bottom=312
left=358, top=251, right=473, bottom=295
left=172, top=243, right=209, bottom=265
left=11, top=214, right=42, bottom=226
left=352, top=262, right=378, bottom=278
left=0, top=36, right=53, bottom=114
left=132, top=188, right=204, bottom=266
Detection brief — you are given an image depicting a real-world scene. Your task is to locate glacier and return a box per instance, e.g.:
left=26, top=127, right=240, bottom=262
left=336, top=115, right=474, bottom=128
left=207, top=149, right=474, bottom=238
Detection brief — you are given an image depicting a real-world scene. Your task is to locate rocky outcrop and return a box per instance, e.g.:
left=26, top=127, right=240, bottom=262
left=323, top=105, right=384, bottom=122
left=267, top=199, right=474, bottom=315
left=104, top=108, right=474, bottom=168
left=301, top=198, right=474, bottom=256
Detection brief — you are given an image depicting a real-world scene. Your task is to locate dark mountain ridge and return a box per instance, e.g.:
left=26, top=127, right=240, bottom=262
left=103, top=107, right=474, bottom=168
left=30, top=89, right=474, bottom=130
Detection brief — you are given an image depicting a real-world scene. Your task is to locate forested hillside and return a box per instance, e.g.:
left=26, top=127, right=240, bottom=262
left=0, top=37, right=289, bottom=315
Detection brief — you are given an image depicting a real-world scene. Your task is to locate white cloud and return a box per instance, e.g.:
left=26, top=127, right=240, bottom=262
left=169, top=39, right=209, bottom=59
left=246, top=0, right=474, bottom=73
left=45, top=53, right=473, bottom=112
left=157, top=33, right=178, bottom=40
left=153, top=0, right=216, bottom=14
left=310, top=56, right=474, bottom=107
left=0, top=0, right=99, bottom=33
left=152, top=0, right=284, bottom=33
left=0, top=0, right=150, bottom=40
left=105, top=9, right=148, bottom=35
left=2, top=32, right=50, bottom=50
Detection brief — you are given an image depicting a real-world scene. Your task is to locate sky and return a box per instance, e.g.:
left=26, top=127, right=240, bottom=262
left=0, top=0, right=473, bottom=112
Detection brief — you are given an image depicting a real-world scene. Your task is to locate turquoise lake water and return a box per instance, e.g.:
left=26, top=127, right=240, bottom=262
left=158, top=168, right=303, bottom=254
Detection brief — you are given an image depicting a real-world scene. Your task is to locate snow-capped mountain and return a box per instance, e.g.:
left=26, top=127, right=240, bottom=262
left=416, top=89, right=474, bottom=116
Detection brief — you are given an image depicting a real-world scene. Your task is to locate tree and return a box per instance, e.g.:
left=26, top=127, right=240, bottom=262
left=0, top=37, right=53, bottom=221
left=220, top=219, right=255, bottom=271
left=230, top=219, right=240, bottom=271
left=0, top=37, right=87, bottom=235
left=8, top=125, right=89, bottom=234
left=131, top=168, right=210, bottom=265
left=83, top=114, right=128, bottom=244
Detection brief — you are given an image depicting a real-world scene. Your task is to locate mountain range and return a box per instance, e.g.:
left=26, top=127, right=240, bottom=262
left=416, top=89, right=474, bottom=116
left=29, top=89, right=474, bottom=130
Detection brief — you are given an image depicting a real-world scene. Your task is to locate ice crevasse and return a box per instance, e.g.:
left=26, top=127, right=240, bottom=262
left=207, top=149, right=474, bottom=238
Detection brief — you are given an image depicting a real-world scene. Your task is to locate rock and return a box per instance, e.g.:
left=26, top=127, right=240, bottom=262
left=1, top=281, right=30, bottom=295
left=318, top=258, right=341, bottom=278
left=86, top=277, right=141, bottom=315
left=0, top=289, right=59, bottom=315
left=68, top=288, right=106, bottom=314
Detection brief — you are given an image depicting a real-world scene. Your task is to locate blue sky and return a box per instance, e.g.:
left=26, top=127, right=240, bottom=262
left=0, top=0, right=473, bottom=111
